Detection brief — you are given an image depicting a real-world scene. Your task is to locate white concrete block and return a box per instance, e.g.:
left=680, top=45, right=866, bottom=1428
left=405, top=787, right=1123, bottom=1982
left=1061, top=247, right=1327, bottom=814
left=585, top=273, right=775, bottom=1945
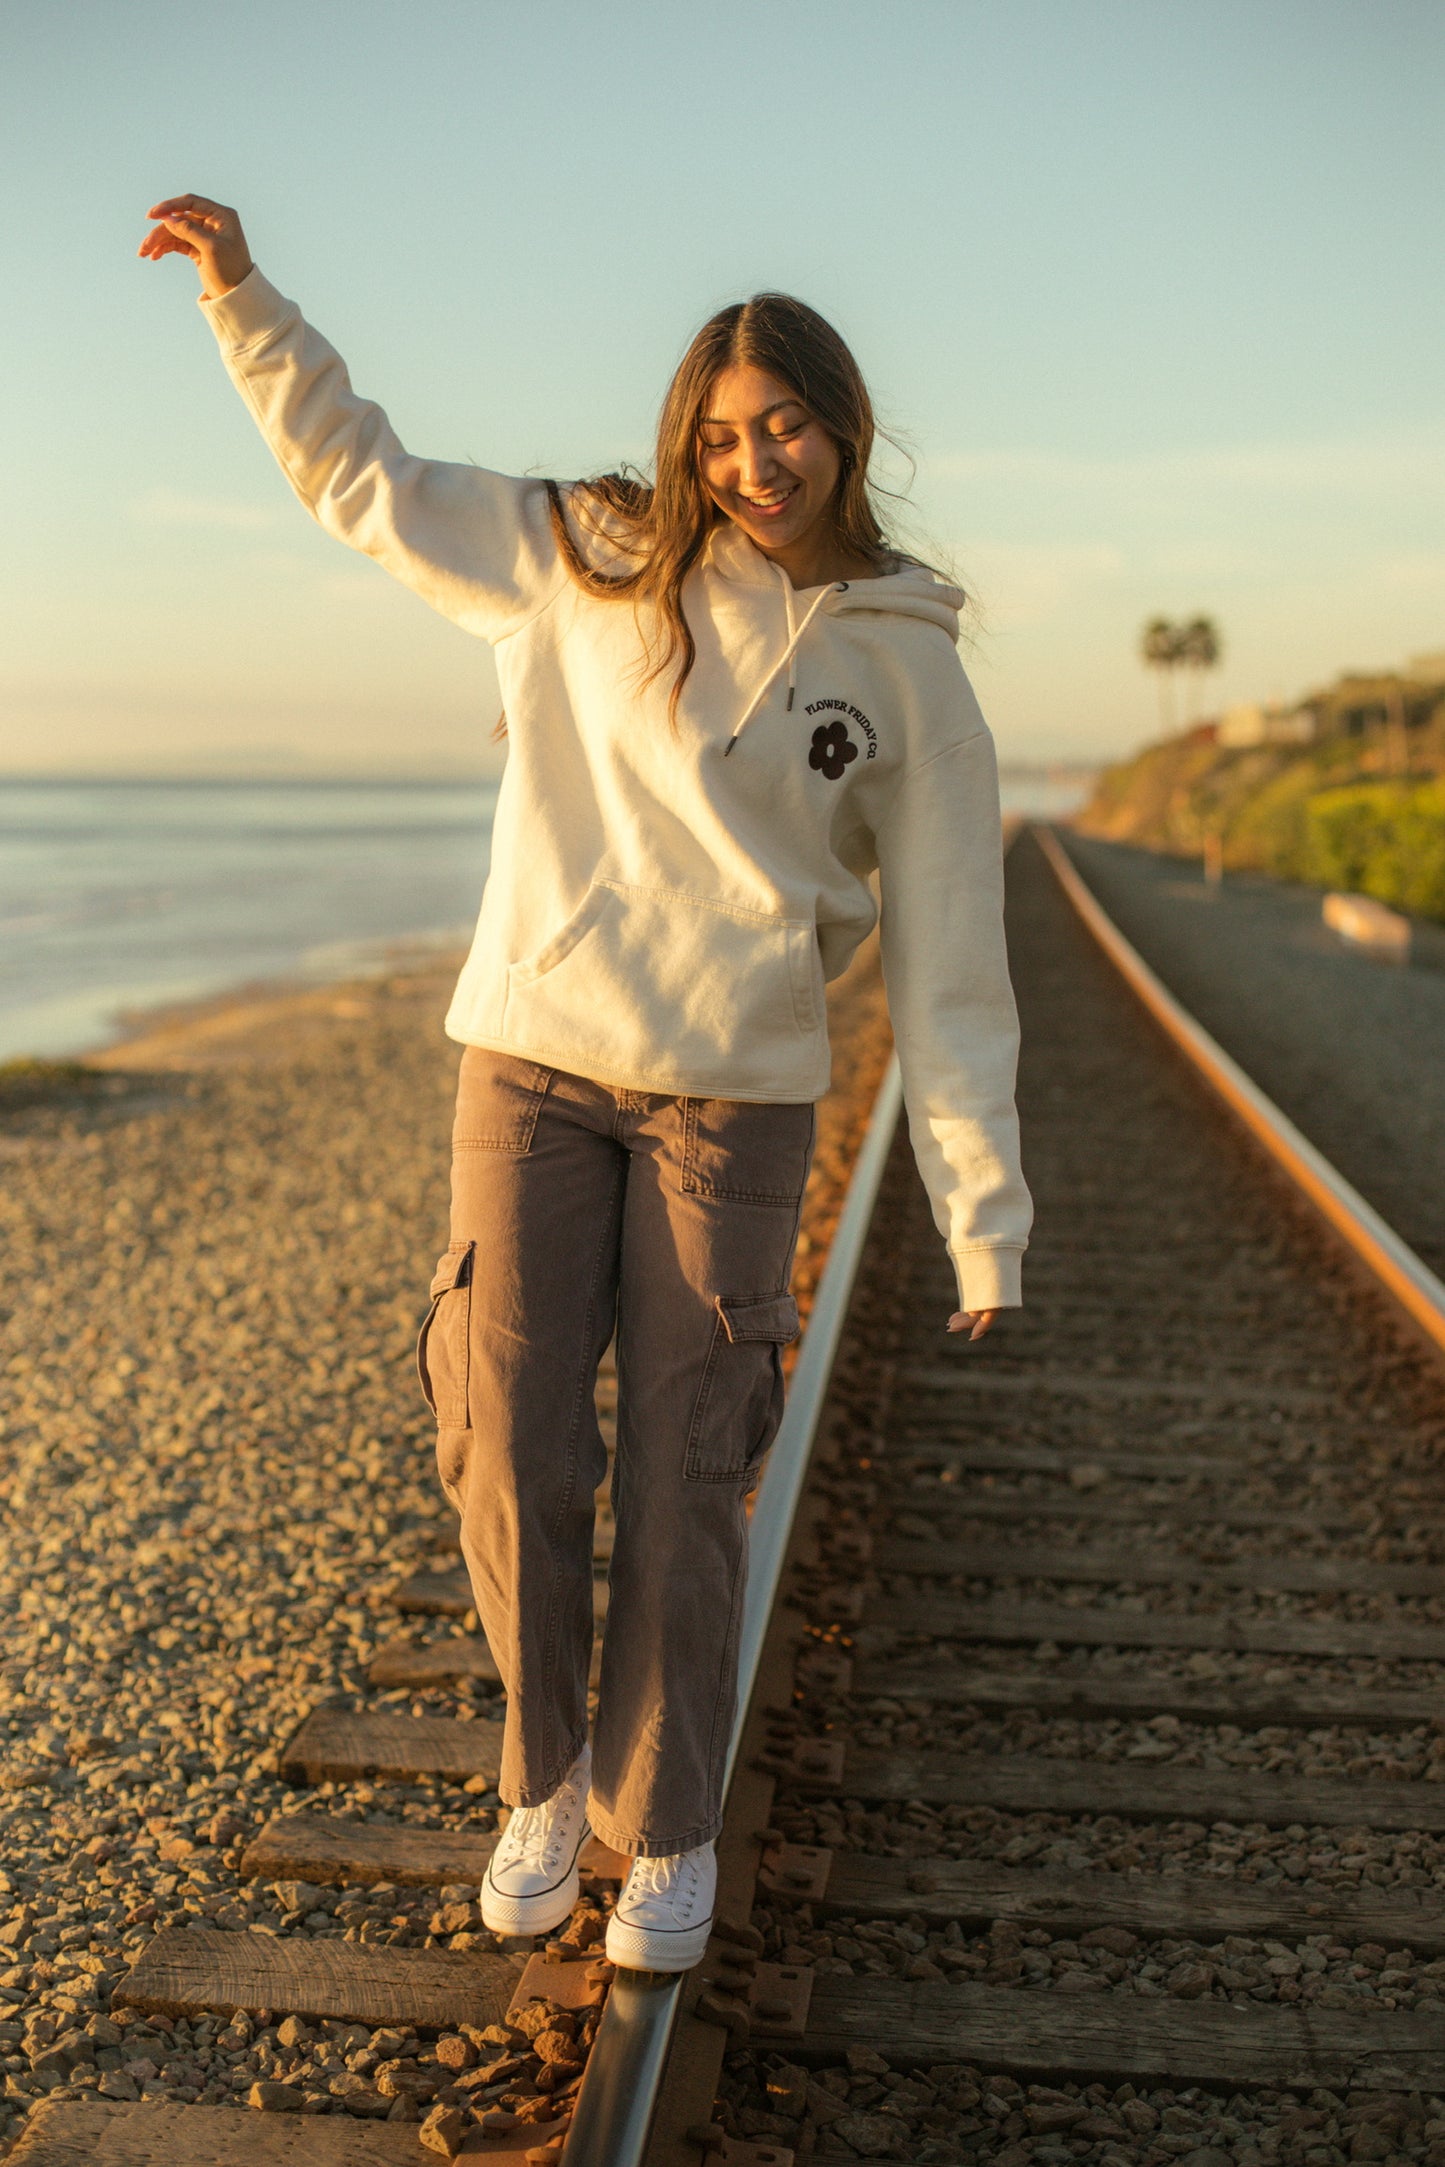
left=1323, top=891, right=1412, bottom=958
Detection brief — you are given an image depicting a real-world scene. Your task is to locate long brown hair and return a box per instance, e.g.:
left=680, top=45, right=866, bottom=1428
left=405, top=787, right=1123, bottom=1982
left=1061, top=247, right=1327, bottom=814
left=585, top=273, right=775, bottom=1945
left=546, top=293, right=899, bottom=719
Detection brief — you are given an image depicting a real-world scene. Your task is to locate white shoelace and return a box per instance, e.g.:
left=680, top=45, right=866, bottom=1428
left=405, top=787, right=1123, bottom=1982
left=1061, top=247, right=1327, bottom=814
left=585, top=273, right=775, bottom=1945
left=500, top=1779, right=582, bottom=1874
left=624, top=1851, right=702, bottom=1918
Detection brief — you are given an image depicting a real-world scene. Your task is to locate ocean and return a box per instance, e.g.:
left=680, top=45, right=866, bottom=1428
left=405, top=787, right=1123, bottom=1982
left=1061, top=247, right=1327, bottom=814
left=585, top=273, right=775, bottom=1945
left=0, top=780, right=498, bottom=1064
left=0, top=769, right=1089, bottom=1064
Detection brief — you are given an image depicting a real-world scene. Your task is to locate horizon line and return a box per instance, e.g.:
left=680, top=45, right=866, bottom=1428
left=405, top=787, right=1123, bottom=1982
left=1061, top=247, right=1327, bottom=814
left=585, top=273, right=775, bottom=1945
left=0, top=758, right=1103, bottom=786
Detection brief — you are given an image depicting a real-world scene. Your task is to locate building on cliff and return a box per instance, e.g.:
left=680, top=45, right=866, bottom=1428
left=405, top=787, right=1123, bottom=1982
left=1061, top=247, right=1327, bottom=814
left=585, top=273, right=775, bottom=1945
left=1208, top=653, right=1445, bottom=751
left=1297, top=653, right=1445, bottom=741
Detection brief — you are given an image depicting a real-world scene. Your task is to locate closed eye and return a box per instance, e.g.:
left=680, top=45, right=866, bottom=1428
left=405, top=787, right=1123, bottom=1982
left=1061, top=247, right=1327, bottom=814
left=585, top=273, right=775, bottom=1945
left=699, top=406, right=812, bottom=451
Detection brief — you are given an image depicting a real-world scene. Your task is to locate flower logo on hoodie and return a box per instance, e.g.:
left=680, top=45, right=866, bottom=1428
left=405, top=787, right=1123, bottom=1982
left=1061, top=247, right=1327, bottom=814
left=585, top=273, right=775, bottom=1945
left=808, top=720, right=858, bottom=782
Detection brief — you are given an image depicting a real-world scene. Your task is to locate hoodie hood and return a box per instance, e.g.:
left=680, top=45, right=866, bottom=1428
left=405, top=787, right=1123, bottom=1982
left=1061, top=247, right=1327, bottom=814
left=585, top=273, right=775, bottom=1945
left=707, top=524, right=965, bottom=753
left=706, top=518, right=964, bottom=629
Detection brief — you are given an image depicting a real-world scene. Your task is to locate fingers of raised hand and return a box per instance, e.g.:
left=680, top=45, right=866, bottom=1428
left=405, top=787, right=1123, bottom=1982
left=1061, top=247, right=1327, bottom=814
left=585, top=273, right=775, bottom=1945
left=137, top=223, right=198, bottom=262
left=153, top=211, right=224, bottom=240
left=146, top=196, right=237, bottom=240
left=147, top=194, right=225, bottom=219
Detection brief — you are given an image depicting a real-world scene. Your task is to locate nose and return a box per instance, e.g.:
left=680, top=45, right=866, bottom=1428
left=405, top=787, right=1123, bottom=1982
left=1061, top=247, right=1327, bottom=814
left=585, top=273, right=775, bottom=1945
left=736, top=428, right=780, bottom=490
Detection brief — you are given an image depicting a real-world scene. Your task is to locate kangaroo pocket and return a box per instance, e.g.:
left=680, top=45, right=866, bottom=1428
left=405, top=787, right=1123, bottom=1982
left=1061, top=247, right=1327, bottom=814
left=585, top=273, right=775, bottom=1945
left=502, top=880, right=822, bottom=1093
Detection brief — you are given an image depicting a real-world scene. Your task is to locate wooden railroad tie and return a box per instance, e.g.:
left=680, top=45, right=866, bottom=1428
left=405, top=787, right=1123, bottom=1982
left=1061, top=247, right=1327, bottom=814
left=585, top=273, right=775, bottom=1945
left=900, top=1364, right=1330, bottom=1408
left=855, top=1658, right=1445, bottom=1733
left=241, top=1814, right=628, bottom=1891
left=802, top=1975, right=1445, bottom=2090
left=6, top=2098, right=433, bottom=2162
left=368, top=1635, right=504, bottom=1689
left=785, top=1741, right=1445, bottom=1833
left=65, top=1551, right=630, bottom=2158
left=873, top=1534, right=1445, bottom=1598
left=276, top=1709, right=505, bottom=1789
left=388, top=1567, right=609, bottom=1619
left=901, top=1437, right=1264, bottom=1482
left=96, top=1943, right=605, bottom=2156
left=759, top=1845, right=1445, bottom=1953
left=880, top=1484, right=1373, bottom=1535
left=868, top=1592, right=1445, bottom=1663
left=368, top=1633, right=603, bottom=1693
left=113, top=1926, right=517, bottom=2032
left=388, top=1566, right=476, bottom=1618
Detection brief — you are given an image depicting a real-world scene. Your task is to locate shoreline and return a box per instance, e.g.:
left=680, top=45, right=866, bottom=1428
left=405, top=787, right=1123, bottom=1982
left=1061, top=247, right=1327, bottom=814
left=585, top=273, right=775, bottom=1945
left=1, top=942, right=470, bottom=1091
left=86, top=942, right=472, bottom=1075
left=0, top=770, right=499, bottom=1073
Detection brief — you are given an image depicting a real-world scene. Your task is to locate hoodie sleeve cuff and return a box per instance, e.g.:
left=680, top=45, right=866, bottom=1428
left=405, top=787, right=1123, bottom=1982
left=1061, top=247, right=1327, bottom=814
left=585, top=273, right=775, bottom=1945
left=950, top=1245, right=1024, bottom=1312
left=198, top=266, right=295, bottom=349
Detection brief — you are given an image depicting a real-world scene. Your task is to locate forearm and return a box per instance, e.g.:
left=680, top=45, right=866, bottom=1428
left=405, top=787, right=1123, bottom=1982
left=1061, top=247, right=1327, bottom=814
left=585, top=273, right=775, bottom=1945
left=876, top=732, right=1033, bottom=1309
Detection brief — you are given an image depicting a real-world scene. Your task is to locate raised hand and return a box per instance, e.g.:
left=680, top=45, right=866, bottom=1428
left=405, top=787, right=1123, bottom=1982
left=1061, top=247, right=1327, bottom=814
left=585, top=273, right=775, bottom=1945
left=138, top=195, right=253, bottom=301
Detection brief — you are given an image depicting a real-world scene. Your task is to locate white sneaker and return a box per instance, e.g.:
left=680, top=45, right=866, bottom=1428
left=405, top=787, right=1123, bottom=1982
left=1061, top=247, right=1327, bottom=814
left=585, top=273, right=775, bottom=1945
left=605, top=1840, right=716, bottom=1971
left=481, top=1744, right=592, bottom=1937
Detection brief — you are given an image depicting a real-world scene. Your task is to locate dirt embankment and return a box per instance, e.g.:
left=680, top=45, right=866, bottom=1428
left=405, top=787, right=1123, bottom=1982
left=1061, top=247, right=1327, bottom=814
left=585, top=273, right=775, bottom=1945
left=1078, top=719, right=1445, bottom=923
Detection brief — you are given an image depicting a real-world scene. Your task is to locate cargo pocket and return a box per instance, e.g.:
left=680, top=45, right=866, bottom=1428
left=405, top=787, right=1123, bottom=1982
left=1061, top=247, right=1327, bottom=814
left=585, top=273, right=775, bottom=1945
left=416, top=1240, right=474, bottom=1429
left=685, top=1291, right=801, bottom=1482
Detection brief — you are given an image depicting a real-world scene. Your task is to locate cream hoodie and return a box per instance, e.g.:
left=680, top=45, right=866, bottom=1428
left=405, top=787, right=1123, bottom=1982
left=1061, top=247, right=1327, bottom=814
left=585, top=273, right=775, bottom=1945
left=201, top=270, right=1032, bottom=1309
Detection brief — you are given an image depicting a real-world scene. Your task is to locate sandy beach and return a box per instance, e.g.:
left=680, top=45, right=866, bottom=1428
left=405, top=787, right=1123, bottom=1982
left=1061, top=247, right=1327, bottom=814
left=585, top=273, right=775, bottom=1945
left=0, top=943, right=890, bottom=2144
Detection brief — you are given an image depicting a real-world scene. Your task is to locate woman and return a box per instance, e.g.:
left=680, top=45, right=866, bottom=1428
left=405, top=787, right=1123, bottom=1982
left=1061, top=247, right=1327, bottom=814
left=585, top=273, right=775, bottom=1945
left=139, top=195, right=1032, bottom=1972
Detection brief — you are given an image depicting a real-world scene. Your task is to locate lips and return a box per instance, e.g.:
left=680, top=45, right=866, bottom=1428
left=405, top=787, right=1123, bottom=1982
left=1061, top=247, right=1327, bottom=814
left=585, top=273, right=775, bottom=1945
left=740, top=485, right=799, bottom=519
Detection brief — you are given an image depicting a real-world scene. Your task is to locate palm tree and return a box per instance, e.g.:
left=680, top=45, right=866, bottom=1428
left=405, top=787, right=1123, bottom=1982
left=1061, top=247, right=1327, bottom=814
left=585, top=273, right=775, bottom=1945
left=1140, top=616, right=1223, bottom=733
left=1140, top=617, right=1183, bottom=733
left=1177, top=616, right=1222, bottom=725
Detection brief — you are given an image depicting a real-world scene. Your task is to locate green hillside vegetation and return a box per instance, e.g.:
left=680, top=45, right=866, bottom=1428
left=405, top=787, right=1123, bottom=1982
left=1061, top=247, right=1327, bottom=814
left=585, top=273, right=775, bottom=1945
left=1077, top=716, right=1445, bottom=922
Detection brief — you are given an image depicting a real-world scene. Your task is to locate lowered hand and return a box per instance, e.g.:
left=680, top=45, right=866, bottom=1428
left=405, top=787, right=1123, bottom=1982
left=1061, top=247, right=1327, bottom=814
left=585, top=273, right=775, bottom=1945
left=947, top=1308, right=999, bottom=1342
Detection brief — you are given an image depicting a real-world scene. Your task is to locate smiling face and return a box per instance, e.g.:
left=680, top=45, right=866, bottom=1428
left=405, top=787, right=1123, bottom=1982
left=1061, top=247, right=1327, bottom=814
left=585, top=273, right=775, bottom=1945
left=697, top=362, right=846, bottom=576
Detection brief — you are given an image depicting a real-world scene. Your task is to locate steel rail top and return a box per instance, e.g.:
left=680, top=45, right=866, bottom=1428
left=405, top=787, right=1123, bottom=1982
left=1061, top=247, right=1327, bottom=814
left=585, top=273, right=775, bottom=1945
left=563, top=1052, right=905, bottom=2167
left=1036, top=823, right=1445, bottom=1357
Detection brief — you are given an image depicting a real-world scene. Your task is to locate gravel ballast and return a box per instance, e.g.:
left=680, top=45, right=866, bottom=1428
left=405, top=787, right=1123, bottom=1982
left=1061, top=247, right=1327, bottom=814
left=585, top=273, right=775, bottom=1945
left=0, top=945, right=893, bottom=2150
left=1058, top=831, right=1445, bottom=1281
left=708, top=831, right=1445, bottom=2163
left=0, top=963, right=480, bottom=2143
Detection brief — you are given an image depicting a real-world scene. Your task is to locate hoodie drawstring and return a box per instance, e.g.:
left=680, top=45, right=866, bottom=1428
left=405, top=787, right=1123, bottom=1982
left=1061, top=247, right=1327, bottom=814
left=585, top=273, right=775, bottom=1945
left=722, top=569, right=847, bottom=757
left=783, top=580, right=797, bottom=710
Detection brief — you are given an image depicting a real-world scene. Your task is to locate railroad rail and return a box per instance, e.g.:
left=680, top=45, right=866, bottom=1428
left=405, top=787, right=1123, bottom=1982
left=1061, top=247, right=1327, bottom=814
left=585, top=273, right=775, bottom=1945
left=624, top=825, right=1445, bottom=2163
left=11, top=823, right=1445, bottom=2166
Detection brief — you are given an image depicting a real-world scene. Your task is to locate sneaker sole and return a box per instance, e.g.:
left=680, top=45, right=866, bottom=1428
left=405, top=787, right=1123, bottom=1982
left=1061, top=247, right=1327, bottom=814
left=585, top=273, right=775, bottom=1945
left=604, top=1910, right=714, bottom=1973
left=480, top=1858, right=582, bottom=1937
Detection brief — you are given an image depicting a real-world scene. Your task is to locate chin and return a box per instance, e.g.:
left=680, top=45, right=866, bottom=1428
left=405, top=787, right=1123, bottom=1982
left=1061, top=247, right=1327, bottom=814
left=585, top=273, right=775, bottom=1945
left=740, top=518, right=803, bottom=553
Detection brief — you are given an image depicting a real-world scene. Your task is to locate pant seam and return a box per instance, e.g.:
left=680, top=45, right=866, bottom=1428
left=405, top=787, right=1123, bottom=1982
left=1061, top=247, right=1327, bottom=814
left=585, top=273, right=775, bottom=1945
left=540, top=1151, right=624, bottom=1780
left=701, top=1487, right=751, bottom=1812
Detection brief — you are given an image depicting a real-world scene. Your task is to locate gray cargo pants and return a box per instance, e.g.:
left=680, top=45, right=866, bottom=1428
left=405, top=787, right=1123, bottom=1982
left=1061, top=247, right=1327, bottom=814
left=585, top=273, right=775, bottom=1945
left=417, top=1048, right=814, bottom=1856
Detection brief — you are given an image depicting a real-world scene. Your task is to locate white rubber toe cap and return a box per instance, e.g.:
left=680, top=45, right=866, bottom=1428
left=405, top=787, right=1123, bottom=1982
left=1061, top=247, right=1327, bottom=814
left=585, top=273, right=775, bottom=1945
left=604, top=1841, right=717, bottom=1972
left=604, top=1907, right=713, bottom=1972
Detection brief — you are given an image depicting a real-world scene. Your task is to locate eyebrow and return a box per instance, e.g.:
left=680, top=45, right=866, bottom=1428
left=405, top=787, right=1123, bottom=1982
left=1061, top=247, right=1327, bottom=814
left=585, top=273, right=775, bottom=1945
left=699, top=399, right=807, bottom=427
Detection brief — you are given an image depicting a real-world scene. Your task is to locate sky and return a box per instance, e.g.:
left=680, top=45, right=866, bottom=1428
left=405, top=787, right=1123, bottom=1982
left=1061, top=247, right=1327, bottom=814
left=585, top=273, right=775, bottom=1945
left=2, top=0, right=1442, bottom=777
